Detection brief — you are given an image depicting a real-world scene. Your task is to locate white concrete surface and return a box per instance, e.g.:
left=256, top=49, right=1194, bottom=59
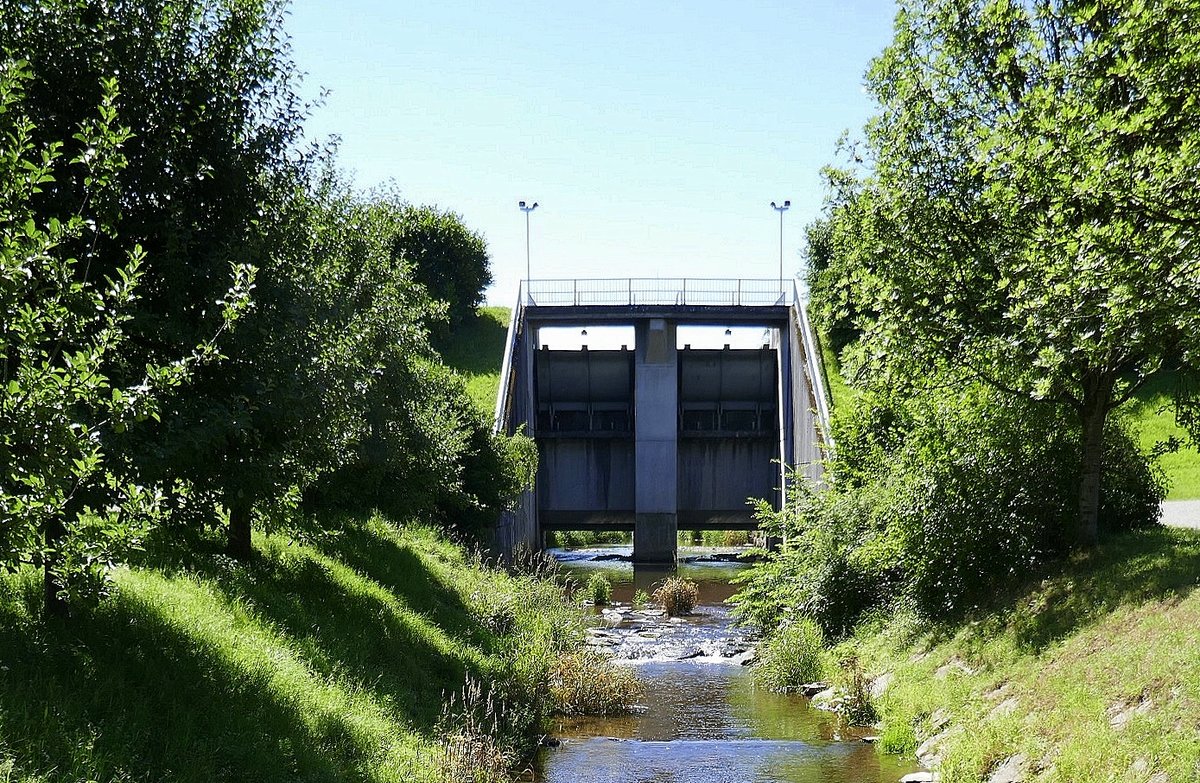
left=1161, top=500, right=1200, bottom=529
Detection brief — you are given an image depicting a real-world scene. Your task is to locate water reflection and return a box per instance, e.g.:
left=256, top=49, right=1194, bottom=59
left=536, top=545, right=916, bottom=783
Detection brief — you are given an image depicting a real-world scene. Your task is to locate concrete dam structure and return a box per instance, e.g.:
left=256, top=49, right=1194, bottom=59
left=493, top=278, right=831, bottom=561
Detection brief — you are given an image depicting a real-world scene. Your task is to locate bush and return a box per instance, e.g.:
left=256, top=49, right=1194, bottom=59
left=734, top=384, right=1165, bottom=636
left=546, top=530, right=630, bottom=547
left=549, top=650, right=642, bottom=715
left=632, top=589, right=651, bottom=609
left=754, top=618, right=827, bottom=692
left=584, top=573, right=612, bottom=606
left=653, top=577, right=699, bottom=616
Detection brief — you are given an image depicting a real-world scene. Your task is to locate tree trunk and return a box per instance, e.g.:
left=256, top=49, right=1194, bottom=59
left=43, top=514, right=69, bottom=619
left=226, top=498, right=254, bottom=560
left=1076, top=383, right=1112, bottom=550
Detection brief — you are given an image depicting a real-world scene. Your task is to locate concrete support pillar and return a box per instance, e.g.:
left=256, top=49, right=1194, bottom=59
left=634, top=318, right=678, bottom=562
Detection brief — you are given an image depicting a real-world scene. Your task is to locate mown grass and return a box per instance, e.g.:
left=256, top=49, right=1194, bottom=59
left=437, top=307, right=511, bottom=414
left=0, top=517, right=583, bottom=783
left=1126, top=373, right=1200, bottom=500
left=846, top=527, right=1200, bottom=782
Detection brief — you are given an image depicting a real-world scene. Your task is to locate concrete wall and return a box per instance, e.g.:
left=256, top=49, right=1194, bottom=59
left=633, top=319, right=679, bottom=561
left=537, top=438, right=635, bottom=515
left=677, top=437, right=778, bottom=516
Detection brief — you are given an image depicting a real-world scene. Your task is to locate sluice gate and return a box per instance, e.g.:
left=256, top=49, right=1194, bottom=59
left=493, top=278, right=831, bottom=562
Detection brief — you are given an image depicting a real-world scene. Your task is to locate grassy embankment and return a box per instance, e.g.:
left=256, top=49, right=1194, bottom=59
left=848, top=527, right=1200, bottom=781
left=811, top=338, right=1200, bottom=778
left=0, top=519, right=582, bottom=782
left=1126, top=374, right=1200, bottom=500
left=437, top=306, right=511, bottom=414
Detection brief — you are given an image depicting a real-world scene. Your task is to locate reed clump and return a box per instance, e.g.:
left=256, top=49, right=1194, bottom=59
left=653, top=576, right=699, bottom=616
left=549, top=649, right=642, bottom=715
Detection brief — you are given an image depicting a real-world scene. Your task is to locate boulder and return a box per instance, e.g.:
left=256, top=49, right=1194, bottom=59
left=985, top=754, right=1026, bottom=783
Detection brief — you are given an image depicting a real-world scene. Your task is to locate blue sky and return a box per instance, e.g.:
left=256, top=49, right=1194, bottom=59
left=286, top=1, right=898, bottom=305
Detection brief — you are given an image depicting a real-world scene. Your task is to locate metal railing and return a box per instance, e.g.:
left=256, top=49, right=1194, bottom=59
left=493, top=290, right=525, bottom=432
left=524, top=278, right=792, bottom=307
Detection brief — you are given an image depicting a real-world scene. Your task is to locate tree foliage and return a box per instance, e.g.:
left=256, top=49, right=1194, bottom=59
left=0, top=2, right=532, bottom=617
left=388, top=203, right=493, bottom=331
left=823, top=0, right=1200, bottom=547
left=0, top=63, right=251, bottom=612
left=735, top=385, right=1163, bottom=636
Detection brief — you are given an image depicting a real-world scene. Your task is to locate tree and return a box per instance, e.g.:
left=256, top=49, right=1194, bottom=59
left=389, top=203, right=492, bottom=330
left=0, top=64, right=250, bottom=615
left=0, top=0, right=339, bottom=557
left=840, top=0, right=1200, bottom=547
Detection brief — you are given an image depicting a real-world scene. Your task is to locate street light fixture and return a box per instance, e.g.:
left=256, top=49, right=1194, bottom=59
left=519, top=201, right=539, bottom=292
left=770, top=200, right=791, bottom=294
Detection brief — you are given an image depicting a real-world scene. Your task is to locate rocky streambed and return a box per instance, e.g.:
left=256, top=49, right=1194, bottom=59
left=534, top=545, right=918, bottom=783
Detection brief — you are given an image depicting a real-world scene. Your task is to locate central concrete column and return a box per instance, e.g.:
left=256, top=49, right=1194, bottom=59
left=633, top=318, right=678, bottom=561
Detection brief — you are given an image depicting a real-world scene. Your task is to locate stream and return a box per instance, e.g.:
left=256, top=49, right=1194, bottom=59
left=534, top=545, right=918, bottom=783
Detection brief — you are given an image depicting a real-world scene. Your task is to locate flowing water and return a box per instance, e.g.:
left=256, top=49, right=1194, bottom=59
left=534, top=545, right=918, bottom=783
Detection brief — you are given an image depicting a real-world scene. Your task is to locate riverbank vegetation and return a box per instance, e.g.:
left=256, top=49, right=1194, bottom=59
left=0, top=518, right=592, bottom=782
left=739, top=1, right=1200, bottom=780
left=0, top=1, right=612, bottom=779
left=850, top=527, right=1200, bottom=781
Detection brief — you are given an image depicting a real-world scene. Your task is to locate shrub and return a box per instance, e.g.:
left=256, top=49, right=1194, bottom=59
left=549, top=650, right=642, bottom=715
left=754, top=618, right=827, bottom=692
left=632, top=589, right=651, bottom=609
left=833, top=654, right=878, bottom=727
left=653, top=577, right=699, bottom=616
left=734, top=384, right=1165, bottom=636
left=585, top=573, right=612, bottom=606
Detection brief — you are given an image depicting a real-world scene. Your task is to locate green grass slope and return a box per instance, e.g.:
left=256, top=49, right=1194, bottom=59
left=438, top=307, right=511, bottom=414
left=1126, top=373, right=1200, bottom=500
left=849, top=527, right=1200, bottom=782
left=0, top=518, right=579, bottom=783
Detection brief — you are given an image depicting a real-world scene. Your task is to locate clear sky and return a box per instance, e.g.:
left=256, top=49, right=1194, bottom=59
left=285, top=1, right=898, bottom=305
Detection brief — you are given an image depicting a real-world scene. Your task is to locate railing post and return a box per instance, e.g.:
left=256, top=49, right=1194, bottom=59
left=682, top=278, right=687, bottom=306
left=737, top=279, right=742, bottom=306
left=627, top=278, right=632, bottom=306
left=573, top=279, right=578, bottom=306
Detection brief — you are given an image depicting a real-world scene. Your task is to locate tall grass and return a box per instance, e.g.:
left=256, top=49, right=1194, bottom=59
left=653, top=577, right=699, bottom=616
left=0, top=516, right=584, bottom=782
left=754, top=618, right=827, bottom=692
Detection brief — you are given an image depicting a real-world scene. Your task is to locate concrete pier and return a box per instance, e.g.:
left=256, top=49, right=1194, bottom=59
left=633, top=319, right=678, bottom=561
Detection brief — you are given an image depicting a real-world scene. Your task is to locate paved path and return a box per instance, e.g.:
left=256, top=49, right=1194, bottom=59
left=1161, top=500, right=1200, bottom=529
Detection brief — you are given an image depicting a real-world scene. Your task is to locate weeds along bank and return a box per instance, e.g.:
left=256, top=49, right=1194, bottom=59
left=0, top=516, right=621, bottom=783
left=847, top=527, right=1200, bottom=782
left=743, top=528, right=1200, bottom=781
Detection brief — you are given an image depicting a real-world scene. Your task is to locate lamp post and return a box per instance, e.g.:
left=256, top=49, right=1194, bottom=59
left=518, top=201, right=538, bottom=296
left=770, top=200, right=790, bottom=294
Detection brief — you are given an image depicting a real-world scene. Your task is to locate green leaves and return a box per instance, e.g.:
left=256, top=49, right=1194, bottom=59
left=813, top=0, right=1200, bottom=547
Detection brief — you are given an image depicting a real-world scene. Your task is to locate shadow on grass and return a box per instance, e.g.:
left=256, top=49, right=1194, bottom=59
left=962, top=527, right=1200, bottom=653
left=0, top=572, right=403, bottom=783
left=434, top=307, right=509, bottom=378
left=0, top=520, right=517, bottom=782
left=210, top=532, right=495, bottom=729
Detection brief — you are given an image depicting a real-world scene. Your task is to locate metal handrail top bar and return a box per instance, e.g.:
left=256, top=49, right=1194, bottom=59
left=525, top=277, right=784, bottom=283
left=523, top=278, right=795, bottom=308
